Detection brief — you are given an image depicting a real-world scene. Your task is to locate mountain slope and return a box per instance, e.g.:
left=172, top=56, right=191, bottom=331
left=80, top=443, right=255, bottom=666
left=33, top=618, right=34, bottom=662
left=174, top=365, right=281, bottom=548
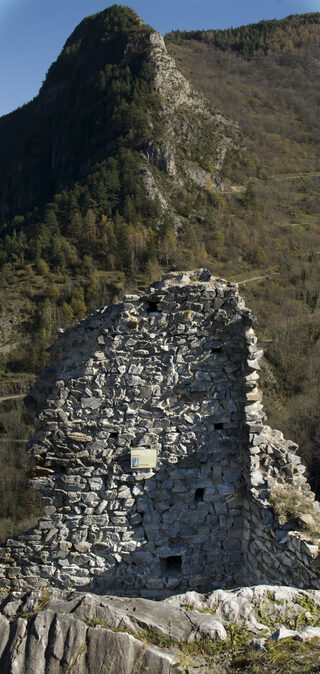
left=0, top=5, right=240, bottom=282
left=166, top=13, right=320, bottom=179
left=166, top=13, right=320, bottom=490
left=166, top=12, right=320, bottom=57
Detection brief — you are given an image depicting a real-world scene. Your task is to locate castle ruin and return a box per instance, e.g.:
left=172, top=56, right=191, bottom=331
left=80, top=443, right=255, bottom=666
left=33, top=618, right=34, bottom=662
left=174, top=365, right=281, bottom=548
left=1, top=270, right=319, bottom=597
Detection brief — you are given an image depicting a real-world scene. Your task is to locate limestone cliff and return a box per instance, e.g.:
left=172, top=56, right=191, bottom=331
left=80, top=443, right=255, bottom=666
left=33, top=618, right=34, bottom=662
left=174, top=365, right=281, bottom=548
left=141, top=31, right=237, bottom=222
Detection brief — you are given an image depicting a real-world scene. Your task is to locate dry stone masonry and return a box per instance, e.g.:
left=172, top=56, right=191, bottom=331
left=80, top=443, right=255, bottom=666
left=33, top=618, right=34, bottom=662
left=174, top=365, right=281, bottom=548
left=1, top=270, right=320, bottom=597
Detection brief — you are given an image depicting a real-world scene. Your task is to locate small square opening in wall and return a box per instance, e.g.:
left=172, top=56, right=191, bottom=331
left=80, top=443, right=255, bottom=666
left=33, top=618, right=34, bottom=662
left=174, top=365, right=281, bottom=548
left=161, top=555, right=182, bottom=576
left=214, top=422, right=224, bottom=430
left=55, top=464, right=67, bottom=474
left=146, top=300, right=160, bottom=313
left=195, top=488, right=204, bottom=503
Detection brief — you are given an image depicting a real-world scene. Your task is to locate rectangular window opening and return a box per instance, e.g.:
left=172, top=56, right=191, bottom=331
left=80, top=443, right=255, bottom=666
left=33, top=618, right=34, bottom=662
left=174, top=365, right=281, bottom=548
left=146, top=300, right=160, bottom=313
left=161, top=555, right=182, bottom=576
left=214, top=422, right=224, bottom=430
left=195, top=488, right=204, bottom=503
left=55, top=464, right=67, bottom=474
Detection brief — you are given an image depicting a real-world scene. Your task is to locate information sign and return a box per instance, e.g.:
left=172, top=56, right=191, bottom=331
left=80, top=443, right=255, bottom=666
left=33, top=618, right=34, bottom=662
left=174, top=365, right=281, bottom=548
left=130, top=448, right=157, bottom=469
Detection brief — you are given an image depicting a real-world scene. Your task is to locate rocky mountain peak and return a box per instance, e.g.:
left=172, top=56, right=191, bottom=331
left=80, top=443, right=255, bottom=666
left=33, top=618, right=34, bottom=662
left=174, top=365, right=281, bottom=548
left=149, top=31, right=192, bottom=106
left=0, top=4, right=239, bottom=230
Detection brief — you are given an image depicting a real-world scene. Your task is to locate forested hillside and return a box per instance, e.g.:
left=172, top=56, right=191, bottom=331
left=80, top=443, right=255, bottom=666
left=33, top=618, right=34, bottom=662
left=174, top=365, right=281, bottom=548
left=166, top=12, right=320, bottom=491
left=166, top=12, right=320, bottom=58
left=0, top=7, right=319, bottom=538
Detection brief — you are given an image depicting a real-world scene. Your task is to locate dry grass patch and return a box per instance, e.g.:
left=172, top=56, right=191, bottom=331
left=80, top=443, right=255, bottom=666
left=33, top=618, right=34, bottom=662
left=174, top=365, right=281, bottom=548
left=270, top=483, right=320, bottom=543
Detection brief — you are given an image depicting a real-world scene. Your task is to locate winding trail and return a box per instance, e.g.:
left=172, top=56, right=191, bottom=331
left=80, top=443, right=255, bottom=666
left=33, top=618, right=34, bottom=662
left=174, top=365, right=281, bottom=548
left=236, top=272, right=280, bottom=285
left=0, top=393, right=25, bottom=404
left=0, top=438, right=28, bottom=443
left=273, top=171, right=320, bottom=180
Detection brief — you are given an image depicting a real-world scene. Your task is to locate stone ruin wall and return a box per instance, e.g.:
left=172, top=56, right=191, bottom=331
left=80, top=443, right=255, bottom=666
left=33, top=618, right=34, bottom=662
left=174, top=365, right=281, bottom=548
left=0, top=270, right=320, bottom=597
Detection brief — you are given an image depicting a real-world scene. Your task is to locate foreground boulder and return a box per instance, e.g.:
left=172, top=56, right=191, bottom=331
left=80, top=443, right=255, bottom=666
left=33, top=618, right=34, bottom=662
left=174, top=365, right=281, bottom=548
left=0, top=585, right=320, bottom=673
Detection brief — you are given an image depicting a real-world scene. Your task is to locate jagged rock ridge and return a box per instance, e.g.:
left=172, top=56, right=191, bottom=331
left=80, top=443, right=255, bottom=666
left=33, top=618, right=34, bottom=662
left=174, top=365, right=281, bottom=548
left=142, top=32, right=237, bottom=224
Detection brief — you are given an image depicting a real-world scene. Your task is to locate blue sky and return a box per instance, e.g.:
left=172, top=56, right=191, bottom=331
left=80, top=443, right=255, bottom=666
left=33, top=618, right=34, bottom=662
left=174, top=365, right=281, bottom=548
left=0, top=0, right=319, bottom=117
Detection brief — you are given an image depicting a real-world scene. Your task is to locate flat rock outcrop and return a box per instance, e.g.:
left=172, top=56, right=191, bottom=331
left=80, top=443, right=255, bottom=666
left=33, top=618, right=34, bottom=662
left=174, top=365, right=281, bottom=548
left=1, top=585, right=320, bottom=673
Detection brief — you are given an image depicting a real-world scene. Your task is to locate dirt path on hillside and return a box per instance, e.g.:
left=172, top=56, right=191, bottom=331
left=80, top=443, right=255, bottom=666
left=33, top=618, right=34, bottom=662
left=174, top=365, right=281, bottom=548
left=273, top=172, right=320, bottom=180
left=0, top=394, right=25, bottom=403
left=236, top=272, right=280, bottom=285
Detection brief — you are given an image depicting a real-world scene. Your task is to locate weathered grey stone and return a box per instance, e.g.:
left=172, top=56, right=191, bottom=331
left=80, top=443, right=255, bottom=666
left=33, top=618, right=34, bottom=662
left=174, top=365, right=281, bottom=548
left=74, top=541, right=91, bottom=553
left=249, top=638, right=267, bottom=651
left=271, top=626, right=299, bottom=641
left=1, top=617, right=27, bottom=673
left=194, top=614, right=227, bottom=641
left=4, top=584, right=320, bottom=672
left=86, top=628, right=176, bottom=674
left=295, top=626, right=320, bottom=642
left=80, top=397, right=102, bottom=410
left=67, top=432, right=92, bottom=443
left=0, top=615, right=10, bottom=658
